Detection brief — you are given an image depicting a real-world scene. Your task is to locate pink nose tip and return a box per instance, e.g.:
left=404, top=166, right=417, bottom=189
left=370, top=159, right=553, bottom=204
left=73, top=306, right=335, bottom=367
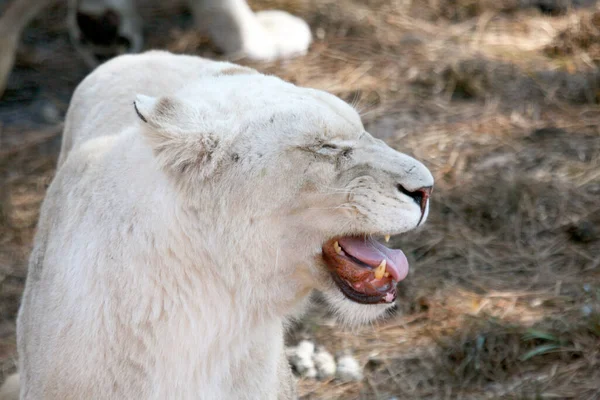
left=397, top=185, right=432, bottom=225
left=415, top=186, right=432, bottom=214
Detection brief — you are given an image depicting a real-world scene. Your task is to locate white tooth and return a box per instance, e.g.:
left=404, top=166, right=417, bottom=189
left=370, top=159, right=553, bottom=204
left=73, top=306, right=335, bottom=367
left=374, top=259, right=386, bottom=279
left=334, top=241, right=342, bottom=255
left=384, top=235, right=390, bottom=243
left=384, top=272, right=390, bottom=278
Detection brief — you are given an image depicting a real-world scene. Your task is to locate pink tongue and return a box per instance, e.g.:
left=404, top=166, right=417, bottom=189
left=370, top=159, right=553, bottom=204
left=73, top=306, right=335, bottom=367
left=338, top=237, right=409, bottom=282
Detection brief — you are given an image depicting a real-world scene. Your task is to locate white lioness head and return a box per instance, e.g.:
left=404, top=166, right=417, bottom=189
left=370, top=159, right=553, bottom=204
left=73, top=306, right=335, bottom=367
left=132, top=69, right=433, bottom=326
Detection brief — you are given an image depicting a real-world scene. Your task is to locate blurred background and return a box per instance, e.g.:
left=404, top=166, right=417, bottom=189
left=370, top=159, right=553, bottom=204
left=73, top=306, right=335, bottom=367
left=1, top=0, right=600, bottom=398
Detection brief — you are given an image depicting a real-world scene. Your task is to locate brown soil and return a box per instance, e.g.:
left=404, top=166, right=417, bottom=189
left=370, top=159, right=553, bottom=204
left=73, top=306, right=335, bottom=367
left=1, top=0, right=600, bottom=398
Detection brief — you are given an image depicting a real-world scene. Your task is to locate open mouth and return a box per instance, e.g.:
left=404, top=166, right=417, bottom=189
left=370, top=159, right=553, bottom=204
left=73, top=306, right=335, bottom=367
left=322, top=236, right=408, bottom=305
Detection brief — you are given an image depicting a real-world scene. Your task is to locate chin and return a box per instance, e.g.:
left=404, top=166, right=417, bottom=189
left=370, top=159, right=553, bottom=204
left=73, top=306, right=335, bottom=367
left=314, top=234, right=409, bottom=326
left=321, top=285, right=396, bottom=326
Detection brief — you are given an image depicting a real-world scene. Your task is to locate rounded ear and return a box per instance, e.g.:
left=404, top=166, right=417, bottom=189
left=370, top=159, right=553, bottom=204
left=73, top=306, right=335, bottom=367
left=133, top=94, right=186, bottom=132
left=133, top=94, right=157, bottom=124
left=133, top=94, right=227, bottom=179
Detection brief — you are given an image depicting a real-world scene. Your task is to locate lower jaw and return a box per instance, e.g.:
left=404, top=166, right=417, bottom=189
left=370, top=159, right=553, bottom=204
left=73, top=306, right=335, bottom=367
left=330, top=272, right=397, bottom=305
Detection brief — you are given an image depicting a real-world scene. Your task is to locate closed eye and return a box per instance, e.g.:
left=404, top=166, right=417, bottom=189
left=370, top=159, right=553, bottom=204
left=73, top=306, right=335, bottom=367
left=303, top=141, right=352, bottom=157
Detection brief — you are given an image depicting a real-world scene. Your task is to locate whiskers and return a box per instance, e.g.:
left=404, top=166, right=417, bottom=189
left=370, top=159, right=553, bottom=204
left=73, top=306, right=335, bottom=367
left=306, top=204, right=355, bottom=212
left=314, top=183, right=355, bottom=196
left=346, top=90, right=381, bottom=120
left=357, top=107, right=380, bottom=120
left=348, top=91, right=362, bottom=110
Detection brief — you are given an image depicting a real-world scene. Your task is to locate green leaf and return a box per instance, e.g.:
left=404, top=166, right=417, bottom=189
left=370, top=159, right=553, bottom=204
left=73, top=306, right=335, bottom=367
left=522, top=329, right=558, bottom=343
left=520, top=344, right=561, bottom=361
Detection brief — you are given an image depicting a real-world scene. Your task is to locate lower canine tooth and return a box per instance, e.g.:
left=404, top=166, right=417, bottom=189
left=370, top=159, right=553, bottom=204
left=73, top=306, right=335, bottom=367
left=384, top=235, right=390, bottom=242
left=374, top=259, right=386, bottom=279
left=334, top=241, right=342, bottom=255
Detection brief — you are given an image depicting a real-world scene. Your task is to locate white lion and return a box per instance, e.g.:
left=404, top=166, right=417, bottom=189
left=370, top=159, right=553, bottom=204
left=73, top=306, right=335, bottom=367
left=0, top=50, right=433, bottom=400
left=0, top=0, right=312, bottom=97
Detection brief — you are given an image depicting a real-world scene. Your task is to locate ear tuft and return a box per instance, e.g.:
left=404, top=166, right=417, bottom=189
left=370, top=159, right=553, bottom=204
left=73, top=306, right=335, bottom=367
left=133, top=94, right=157, bottom=124
left=134, top=93, right=228, bottom=180
left=134, top=94, right=190, bottom=132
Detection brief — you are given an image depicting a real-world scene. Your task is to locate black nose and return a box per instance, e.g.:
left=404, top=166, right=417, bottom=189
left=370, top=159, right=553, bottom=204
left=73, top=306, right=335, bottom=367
left=397, top=185, right=432, bottom=223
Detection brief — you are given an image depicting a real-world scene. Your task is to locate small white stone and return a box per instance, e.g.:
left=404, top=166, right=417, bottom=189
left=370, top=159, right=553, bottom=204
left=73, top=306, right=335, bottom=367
left=287, top=340, right=316, bottom=378
left=335, top=354, right=363, bottom=382
left=41, top=101, right=60, bottom=123
left=407, top=66, right=419, bottom=81
left=316, top=27, right=326, bottom=40
left=304, top=366, right=317, bottom=379
left=583, top=284, right=591, bottom=293
left=313, top=348, right=336, bottom=380
left=530, top=298, right=543, bottom=307
left=296, top=340, right=315, bottom=358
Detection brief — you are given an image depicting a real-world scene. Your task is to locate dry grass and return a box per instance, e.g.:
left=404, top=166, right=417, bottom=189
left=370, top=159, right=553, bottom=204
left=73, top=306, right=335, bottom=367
left=1, top=0, right=600, bottom=398
left=546, top=10, right=600, bottom=63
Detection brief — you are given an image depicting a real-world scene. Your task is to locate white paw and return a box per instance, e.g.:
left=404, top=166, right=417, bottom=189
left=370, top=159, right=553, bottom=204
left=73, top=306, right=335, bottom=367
left=190, top=2, right=311, bottom=61
left=249, top=10, right=312, bottom=61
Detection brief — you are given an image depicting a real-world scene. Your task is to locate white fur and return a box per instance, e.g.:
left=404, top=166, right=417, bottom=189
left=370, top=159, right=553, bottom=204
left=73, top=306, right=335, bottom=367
left=0, top=0, right=312, bottom=98
left=7, top=51, right=433, bottom=399
left=69, top=0, right=312, bottom=65
left=189, top=0, right=312, bottom=61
